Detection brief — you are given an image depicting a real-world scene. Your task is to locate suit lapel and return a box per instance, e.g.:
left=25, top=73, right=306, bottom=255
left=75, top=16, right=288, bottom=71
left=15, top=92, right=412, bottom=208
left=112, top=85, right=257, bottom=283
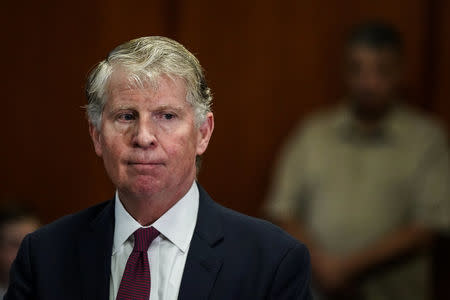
left=178, top=184, right=224, bottom=300
left=78, top=200, right=115, bottom=300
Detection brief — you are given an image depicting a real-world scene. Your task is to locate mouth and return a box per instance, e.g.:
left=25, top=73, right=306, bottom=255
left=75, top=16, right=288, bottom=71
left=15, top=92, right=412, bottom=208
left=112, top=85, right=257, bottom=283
left=128, top=161, right=164, bottom=167
left=127, top=161, right=165, bottom=169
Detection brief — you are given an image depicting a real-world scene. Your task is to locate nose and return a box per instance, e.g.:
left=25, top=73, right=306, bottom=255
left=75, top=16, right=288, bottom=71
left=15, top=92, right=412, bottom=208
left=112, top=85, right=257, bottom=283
left=132, top=117, right=157, bottom=149
left=358, top=70, right=382, bottom=91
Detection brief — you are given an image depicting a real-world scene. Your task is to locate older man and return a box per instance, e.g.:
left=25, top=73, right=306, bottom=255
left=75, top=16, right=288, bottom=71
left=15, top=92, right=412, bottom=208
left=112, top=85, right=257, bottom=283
left=5, top=37, right=311, bottom=300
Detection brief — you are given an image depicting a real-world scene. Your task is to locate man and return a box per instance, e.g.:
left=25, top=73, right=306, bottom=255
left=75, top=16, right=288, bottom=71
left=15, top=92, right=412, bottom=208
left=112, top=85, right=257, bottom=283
left=265, top=22, right=449, bottom=300
left=6, top=36, right=312, bottom=299
left=0, top=205, right=39, bottom=297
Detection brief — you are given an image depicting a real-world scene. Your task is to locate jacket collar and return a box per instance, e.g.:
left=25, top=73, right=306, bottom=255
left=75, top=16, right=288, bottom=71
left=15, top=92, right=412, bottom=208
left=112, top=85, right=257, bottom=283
left=78, top=200, right=115, bottom=300
left=178, top=183, right=224, bottom=300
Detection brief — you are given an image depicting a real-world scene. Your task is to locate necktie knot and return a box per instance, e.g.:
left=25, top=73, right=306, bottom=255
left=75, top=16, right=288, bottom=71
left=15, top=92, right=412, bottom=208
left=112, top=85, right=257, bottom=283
left=133, top=227, right=159, bottom=252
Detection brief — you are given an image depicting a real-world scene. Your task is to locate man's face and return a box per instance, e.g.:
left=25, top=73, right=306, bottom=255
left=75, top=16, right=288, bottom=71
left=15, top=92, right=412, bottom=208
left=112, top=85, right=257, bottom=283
left=345, top=44, right=401, bottom=120
left=90, top=72, right=213, bottom=200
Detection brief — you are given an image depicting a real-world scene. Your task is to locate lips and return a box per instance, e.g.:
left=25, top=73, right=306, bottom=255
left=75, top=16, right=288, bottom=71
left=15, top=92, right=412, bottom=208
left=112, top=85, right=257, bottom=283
left=126, top=157, right=165, bottom=165
left=127, top=162, right=165, bottom=169
left=128, top=161, right=163, bottom=165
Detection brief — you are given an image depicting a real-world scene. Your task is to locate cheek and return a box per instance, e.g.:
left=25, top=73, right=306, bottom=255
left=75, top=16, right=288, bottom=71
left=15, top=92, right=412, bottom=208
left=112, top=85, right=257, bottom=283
left=100, top=135, right=127, bottom=169
left=165, top=133, right=197, bottom=164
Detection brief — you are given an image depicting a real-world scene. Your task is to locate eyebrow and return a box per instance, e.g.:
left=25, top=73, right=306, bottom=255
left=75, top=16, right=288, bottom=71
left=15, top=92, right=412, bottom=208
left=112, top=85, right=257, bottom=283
left=107, top=104, right=186, bottom=115
left=106, top=105, right=137, bottom=116
left=153, top=105, right=185, bottom=113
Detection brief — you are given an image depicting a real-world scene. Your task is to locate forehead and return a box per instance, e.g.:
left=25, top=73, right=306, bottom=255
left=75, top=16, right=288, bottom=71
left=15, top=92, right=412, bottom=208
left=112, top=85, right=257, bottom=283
left=347, top=45, right=399, bottom=65
left=106, top=71, right=188, bottom=107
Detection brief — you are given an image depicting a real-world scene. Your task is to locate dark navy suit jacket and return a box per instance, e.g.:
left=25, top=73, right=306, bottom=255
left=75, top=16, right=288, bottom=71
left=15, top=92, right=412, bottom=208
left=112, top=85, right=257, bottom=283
left=5, top=184, right=312, bottom=299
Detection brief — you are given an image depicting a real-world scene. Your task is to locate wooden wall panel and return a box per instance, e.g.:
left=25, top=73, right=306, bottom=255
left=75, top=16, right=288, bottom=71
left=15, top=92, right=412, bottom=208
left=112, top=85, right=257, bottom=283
left=176, top=0, right=438, bottom=216
left=0, top=0, right=170, bottom=223
left=0, top=1, right=448, bottom=296
left=433, top=0, right=450, bottom=133
left=431, top=1, right=450, bottom=298
left=0, top=0, right=447, bottom=223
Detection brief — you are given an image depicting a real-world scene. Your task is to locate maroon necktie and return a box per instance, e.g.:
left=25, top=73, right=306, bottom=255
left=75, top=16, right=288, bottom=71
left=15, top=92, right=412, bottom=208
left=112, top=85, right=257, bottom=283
left=116, top=227, right=159, bottom=300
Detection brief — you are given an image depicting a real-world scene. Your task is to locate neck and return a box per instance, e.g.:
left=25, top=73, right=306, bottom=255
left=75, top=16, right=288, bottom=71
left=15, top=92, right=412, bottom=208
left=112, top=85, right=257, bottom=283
left=118, top=179, right=195, bottom=226
left=350, top=101, right=395, bottom=132
left=355, top=117, right=381, bottom=133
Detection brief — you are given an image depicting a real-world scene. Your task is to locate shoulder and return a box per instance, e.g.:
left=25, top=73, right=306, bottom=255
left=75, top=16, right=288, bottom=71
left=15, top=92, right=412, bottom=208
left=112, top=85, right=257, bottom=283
left=29, top=200, right=112, bottom=242
left=202, top=190, right=309, bottom=261
left=395, top=106, right=447, bottom=150
left=195, top=184, right=312, bottom=298
left=398, top=106, right=446, bottom=136
left=286, top=106, right=343, bottom=149
left=221, top=204, right=300, bottom=246
left=202, top=195, right=312, bottom=296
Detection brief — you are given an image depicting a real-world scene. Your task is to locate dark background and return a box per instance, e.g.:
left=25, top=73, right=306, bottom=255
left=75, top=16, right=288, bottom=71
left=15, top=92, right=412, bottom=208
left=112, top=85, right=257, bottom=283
left=1, top=0, right=449, bottom=297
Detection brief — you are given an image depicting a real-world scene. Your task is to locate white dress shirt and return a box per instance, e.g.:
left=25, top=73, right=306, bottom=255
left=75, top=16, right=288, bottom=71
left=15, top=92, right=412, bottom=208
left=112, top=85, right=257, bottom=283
left=109, top=182, right=199, bottom=300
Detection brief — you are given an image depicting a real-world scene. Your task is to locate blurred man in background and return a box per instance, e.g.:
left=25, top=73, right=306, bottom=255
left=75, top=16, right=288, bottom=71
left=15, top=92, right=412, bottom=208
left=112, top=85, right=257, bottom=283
left=0, top=205, right=39, bottom=297
left=265, top=21, right=449, bottom=300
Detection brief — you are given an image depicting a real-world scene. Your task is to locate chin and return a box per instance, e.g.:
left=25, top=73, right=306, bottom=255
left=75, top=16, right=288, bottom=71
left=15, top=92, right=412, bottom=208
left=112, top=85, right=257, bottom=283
left=117, top=176, right=165, bottom=198
left=134, top=179, right=165, bottom=196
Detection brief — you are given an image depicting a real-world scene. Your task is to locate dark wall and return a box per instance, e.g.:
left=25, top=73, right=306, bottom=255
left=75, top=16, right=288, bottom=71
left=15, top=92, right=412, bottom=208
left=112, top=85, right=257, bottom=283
left=1, top=0, right=448, bottom=222
left=1, top=0, right=449, bottom=297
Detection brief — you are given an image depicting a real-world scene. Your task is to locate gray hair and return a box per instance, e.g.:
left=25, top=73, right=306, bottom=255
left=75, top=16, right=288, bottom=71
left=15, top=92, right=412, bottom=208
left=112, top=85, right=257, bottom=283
left=85, top=36, right=213, bottom=129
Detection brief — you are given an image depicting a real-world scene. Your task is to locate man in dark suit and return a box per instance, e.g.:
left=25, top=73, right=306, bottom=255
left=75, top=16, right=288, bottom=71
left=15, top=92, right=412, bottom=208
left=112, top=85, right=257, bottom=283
left=5, top=36, right=311, bottom=300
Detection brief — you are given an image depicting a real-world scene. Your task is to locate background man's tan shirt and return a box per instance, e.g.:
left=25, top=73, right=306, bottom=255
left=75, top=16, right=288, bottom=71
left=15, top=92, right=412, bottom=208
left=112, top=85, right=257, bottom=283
left=266, top=104, right=449, bottom=300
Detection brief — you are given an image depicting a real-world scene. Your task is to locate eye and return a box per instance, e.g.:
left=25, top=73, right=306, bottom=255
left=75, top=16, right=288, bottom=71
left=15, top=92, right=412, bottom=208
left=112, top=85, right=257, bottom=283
left=162, top=113, right=176, bottom=120
left=117, top=112, right=136, bottom=121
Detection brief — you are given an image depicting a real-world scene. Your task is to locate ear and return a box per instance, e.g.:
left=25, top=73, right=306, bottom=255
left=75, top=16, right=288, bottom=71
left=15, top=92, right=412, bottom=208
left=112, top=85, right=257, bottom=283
left=89, top=122, right=103, bottom=157
left=196, top=112, right=214, bottom=156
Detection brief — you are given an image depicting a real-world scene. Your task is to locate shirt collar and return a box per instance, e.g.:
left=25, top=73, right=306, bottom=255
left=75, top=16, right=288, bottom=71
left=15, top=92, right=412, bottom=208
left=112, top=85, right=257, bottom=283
left=113, top=181, right=199, bottom=255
